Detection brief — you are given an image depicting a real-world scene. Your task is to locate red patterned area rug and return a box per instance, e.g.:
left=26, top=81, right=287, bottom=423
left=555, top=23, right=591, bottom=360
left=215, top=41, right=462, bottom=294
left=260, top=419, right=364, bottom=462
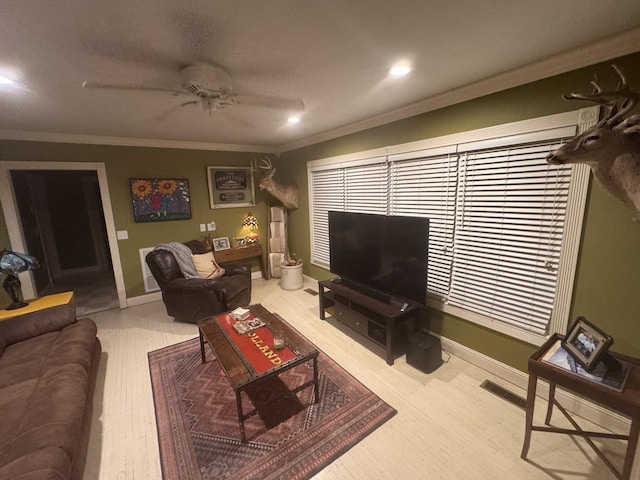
left=148, top=334, right=397, bottom=480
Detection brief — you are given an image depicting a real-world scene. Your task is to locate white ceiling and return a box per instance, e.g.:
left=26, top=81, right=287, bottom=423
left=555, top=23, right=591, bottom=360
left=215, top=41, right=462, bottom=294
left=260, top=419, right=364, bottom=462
left=1, top=1, right=640, bottom=152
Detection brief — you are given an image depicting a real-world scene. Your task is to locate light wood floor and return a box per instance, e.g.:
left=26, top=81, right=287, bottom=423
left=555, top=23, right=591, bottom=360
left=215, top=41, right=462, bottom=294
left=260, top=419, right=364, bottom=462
left=84, top=278, right=632, bottom=480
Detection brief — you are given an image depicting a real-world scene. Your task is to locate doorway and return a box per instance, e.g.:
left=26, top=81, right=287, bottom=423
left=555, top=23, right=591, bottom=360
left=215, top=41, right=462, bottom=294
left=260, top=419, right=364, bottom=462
left=0, top=161, right=127, bottom=315
left=11, top=169, right=119, bottom=315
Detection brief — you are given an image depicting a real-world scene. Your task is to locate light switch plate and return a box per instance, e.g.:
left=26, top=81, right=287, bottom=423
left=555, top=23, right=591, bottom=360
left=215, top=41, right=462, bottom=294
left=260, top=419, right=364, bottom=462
left=200, top=224, right=206, bottom=232
left=207, top=221, right=216, bottom=231
left=116, top=230, right=128, bottom=240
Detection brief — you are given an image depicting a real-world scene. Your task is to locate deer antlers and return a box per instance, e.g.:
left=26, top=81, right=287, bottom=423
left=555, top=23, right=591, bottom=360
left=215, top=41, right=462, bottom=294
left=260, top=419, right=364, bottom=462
left=563, top=64, right=639, bottom=126
left=249, top=156, right=272, bottom=174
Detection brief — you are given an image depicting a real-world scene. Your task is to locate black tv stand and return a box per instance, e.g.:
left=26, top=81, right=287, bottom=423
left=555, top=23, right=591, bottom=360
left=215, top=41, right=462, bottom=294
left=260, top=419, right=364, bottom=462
left=318, top=278, right=422, bottom=365
left=338, top=277, right=391, bottom=304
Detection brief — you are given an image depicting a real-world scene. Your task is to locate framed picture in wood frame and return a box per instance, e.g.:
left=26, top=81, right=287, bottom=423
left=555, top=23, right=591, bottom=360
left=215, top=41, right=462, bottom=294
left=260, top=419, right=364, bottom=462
left=207, top=166, right=255, bottom=209
left=561, top=316, right=613, bottom=371
left=232, top=237, right=246, bottom=248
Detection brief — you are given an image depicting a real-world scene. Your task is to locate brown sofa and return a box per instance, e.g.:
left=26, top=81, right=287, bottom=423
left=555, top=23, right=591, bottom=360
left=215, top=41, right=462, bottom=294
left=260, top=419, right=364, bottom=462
left=0, top=297, right=101, bottom=480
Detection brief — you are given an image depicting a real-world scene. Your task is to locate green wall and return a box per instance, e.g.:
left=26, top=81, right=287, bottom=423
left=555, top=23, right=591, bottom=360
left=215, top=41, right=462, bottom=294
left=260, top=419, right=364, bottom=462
left=0, top=143, right=273, bottom=298
left=279, top=51, right=640, bottom=371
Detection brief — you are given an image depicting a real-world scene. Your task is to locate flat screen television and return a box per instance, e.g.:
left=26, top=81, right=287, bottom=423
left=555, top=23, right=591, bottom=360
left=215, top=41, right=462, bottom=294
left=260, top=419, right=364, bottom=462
left=328, top=211, right=429, bottom=305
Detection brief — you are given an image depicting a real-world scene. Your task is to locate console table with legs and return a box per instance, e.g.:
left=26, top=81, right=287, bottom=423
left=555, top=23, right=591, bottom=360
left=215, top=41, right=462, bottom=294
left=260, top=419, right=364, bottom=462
left=521, top=333, right=640, bottom=479
left=214, top=243, right=268, bottom=279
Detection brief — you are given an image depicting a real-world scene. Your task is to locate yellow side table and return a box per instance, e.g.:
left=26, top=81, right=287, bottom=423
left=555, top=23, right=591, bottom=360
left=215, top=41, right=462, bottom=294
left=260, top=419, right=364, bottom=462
left=0, top=291, right=74, bottom=322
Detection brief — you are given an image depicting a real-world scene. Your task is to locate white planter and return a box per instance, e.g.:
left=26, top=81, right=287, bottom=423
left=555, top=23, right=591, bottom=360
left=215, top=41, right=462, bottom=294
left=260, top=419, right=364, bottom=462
left=279, top=262, right=303, bottom=290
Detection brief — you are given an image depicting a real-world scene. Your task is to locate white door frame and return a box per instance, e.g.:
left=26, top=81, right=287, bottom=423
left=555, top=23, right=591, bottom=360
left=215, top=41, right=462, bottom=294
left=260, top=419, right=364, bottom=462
left=0, top=161, right=127, bottom=309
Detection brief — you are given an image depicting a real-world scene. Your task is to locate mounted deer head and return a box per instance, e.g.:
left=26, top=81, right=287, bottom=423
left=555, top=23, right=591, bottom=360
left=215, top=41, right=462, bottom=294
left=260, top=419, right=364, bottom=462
left=547, top=65, right=640, bottom=221
left=250, top=156, right=299, bottom=209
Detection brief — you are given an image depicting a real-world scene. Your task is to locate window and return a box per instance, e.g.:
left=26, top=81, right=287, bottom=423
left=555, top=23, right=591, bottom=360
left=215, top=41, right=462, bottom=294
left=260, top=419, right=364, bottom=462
left=308, top=108, right=595, bottom=344
left=447, top=140, right=571, bottom=336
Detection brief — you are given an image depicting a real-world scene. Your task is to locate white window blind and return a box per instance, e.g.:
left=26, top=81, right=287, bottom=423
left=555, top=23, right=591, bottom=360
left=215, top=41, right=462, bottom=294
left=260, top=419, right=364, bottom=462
left=447, top=141, right=572, bottom=336
left=389, top=152, right=457, bottom=299
left=309, top=158, right=387, bottom=267
left=310, top=168, right=344, bottom=266
left=344, top=162, right=388, bottom=213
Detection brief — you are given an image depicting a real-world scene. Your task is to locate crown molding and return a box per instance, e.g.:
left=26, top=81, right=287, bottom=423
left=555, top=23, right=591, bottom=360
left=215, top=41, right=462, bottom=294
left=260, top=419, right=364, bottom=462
left=0, top=129, right=275, bottom=154
left=277, top=27, right=640, bottom=154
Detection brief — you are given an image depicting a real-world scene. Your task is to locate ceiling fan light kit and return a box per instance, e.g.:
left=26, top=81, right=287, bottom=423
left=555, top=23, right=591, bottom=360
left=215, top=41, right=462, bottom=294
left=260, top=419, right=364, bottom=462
left=180, top=64, right=232, bottom=91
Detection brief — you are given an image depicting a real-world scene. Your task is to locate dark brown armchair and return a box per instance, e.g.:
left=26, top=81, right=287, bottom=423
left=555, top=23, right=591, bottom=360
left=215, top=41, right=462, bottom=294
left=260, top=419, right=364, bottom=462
left=145, top=240, right=252, bottom=323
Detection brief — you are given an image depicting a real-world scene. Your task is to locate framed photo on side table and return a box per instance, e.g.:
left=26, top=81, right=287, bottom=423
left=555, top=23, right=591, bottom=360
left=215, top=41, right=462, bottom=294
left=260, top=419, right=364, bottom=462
left=213, top=237, right=231, bottom=251
left=232, top=237, right=246, bottom=248
left=562, top=316, right=613, bottom=372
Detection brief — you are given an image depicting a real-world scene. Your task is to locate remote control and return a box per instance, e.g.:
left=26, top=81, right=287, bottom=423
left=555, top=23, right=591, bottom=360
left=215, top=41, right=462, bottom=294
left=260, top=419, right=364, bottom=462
left=400, top=302, right=409, bottom=312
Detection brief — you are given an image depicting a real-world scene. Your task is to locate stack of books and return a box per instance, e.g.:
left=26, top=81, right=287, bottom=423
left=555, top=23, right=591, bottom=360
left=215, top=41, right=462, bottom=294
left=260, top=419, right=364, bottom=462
left=231, top=307, right=251, bottom=321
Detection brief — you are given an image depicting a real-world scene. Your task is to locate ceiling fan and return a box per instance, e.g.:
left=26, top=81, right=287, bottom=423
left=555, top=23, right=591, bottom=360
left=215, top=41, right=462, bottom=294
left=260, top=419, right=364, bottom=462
left=82, top=64, right=304, bottom=116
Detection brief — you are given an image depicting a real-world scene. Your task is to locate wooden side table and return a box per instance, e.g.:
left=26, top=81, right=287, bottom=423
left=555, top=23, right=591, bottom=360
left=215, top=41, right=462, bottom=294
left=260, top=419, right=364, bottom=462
left=521, top=333, right=640, bottom=479
left=213, top=243, right=268, bottom=280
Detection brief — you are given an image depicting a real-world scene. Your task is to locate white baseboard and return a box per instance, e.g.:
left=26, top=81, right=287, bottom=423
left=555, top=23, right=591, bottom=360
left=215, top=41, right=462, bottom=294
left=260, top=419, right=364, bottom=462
left=126, top=291, right=162, bottom=307
left=437, top=334, right=631, bottom=435
left=303, top=274, right=316, bottom=289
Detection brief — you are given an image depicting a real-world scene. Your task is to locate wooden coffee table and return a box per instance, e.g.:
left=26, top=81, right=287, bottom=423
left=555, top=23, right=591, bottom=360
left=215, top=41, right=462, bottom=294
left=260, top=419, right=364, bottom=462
left=196, top=304, right=319, bottom=442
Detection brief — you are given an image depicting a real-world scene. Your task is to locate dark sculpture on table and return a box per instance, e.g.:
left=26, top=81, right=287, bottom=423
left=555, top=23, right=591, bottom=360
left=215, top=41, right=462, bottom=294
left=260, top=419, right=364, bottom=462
left=0, top=250, right=40, bottom=310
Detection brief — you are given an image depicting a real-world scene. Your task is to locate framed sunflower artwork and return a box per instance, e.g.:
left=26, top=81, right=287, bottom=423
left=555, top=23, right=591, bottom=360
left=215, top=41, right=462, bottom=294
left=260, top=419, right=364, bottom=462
left=129, top=178, right=191, bottom=222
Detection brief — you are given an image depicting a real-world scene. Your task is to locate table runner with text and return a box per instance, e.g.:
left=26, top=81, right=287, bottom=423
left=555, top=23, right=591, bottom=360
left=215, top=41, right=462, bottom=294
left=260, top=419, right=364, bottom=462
left=216, top=312, right=297, bottom=374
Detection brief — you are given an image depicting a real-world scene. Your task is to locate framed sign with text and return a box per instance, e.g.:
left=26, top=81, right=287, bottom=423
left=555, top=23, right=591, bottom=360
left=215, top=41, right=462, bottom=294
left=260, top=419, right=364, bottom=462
left=207, top=166, right=256, bottom=209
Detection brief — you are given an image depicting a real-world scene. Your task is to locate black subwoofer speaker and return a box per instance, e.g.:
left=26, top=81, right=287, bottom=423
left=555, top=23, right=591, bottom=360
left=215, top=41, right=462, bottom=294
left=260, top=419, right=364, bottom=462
left=406, top=332, right=443, bottom=373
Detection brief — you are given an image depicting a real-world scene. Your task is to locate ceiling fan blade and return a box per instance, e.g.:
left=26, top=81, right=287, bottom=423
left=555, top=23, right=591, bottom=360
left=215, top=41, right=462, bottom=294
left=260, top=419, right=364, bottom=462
left=155, top=101, right=199, bottom=121
left=82, top=81, right=185, bottom=95
left=234, top=94, right=305, bottom=112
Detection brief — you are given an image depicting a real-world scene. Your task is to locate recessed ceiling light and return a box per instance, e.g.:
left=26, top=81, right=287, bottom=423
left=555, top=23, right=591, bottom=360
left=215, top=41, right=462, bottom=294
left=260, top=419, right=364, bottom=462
left=288, top=116, right=301, bottom=124
left=389, top=65, right=411, bottom=77
left=0, top=76, right=14, bottom=85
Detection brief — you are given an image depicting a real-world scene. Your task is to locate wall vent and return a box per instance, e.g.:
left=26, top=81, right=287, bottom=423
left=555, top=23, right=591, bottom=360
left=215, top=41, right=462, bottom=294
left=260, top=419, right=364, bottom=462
left=139, top=247, right=160, bottom=293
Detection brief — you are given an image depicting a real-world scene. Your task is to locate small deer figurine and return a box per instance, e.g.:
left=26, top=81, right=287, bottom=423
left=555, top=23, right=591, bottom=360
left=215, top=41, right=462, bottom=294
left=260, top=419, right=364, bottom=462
left=547, top=65, right=640, bottom=221
left=250, top=156, right=299, bottom=209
